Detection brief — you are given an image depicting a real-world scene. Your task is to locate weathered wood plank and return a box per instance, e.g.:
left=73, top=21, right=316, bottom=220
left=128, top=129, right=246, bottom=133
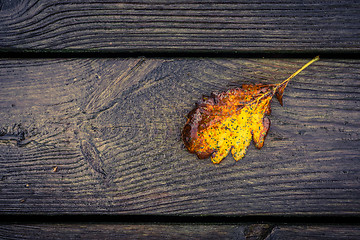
left=0, top=223, right=359, bottom=240
left=0, top=223, right=265, bottom=240
left=267, top=225, right=360, bottom=240
left=0, top=58, right=359, bottom=215
left=0, top=0, right=359, bottom=51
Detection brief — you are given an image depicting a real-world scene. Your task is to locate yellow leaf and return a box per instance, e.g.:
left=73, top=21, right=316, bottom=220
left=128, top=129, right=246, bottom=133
left=182, top=56, right=319, bottom=164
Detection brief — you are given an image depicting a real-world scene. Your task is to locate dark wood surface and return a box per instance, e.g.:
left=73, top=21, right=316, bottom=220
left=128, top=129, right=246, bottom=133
left=0, top=224, right=359, bottom=240
left=1, top=1, right=360, bottom=238
left=268, top=225, right=360, bottom=240
left=0, top=223, right=246, bottom=240
left=0, top=0, right=359, bottom=51
left=1, top=58, right=359, bottom=215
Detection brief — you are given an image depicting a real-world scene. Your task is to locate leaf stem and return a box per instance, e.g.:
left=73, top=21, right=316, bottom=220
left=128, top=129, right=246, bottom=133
left=252, top=56, right=320, bottom=108
left=277, top=56, right=320, bottom=89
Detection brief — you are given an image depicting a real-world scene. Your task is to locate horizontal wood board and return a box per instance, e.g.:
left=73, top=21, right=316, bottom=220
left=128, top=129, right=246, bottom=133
left=0, top=58, right=360, bottom=215
left=0, top=223, right=360, bottom=240
left=0, top=0, right=360, bottom=51
left=268, top=225, right=360, bottom=240
left=0, top=223, right=269, bottom=240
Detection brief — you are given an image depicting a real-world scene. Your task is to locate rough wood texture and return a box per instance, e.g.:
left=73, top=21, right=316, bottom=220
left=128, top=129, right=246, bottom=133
left=0, top=0, right=359, bottom=51
left=0, top=224, right=359, bottom=239
left=0, top=58, right=359, bottom=215
left=0, top=223, right=266, bottom=240
left=267, top=225, right=360, bottom=240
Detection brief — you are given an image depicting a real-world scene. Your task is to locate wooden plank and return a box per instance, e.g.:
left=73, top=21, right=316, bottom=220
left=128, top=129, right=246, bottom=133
left=0, top=223, right=359, bottom=240
left=0, top=0, right=359, bottom=51
left=0, top=58, right=359, bottom=215
left=267, top=225, right=360, bottom=240
left=0, top=223, right=270, bottom=240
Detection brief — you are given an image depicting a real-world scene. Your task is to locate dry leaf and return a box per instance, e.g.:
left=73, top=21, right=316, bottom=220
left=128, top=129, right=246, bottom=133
left=183, top=57, right=319, bottom=164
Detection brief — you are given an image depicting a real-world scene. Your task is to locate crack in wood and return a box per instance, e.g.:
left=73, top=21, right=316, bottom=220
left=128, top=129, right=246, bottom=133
left=0, top=123, right=36, bottom=147
left=244, top=224, right=275, bottom=240
left=79, top=140, right=107, bottom=179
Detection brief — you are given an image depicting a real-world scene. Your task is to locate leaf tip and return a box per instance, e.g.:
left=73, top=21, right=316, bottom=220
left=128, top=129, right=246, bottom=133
left=275, top=84, right=286, bottom=106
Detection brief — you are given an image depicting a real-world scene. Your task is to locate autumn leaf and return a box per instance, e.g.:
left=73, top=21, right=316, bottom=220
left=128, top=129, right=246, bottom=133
left=182, top=56, right=319, bottom=164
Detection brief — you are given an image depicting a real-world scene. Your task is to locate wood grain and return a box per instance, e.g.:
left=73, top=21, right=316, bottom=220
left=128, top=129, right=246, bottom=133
left=0, top=58, right=359, bottom=215
left=267, top=225, right=360, bottom=240
left=0, top=223, right=261, bottom=240
left=0, top=0, right=359, bottom=51
left=0, top=224, right=359, bottom=239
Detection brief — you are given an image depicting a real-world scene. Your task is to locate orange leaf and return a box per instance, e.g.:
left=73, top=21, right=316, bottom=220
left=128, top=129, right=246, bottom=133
left=182, top=56, right=319, bottom=164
